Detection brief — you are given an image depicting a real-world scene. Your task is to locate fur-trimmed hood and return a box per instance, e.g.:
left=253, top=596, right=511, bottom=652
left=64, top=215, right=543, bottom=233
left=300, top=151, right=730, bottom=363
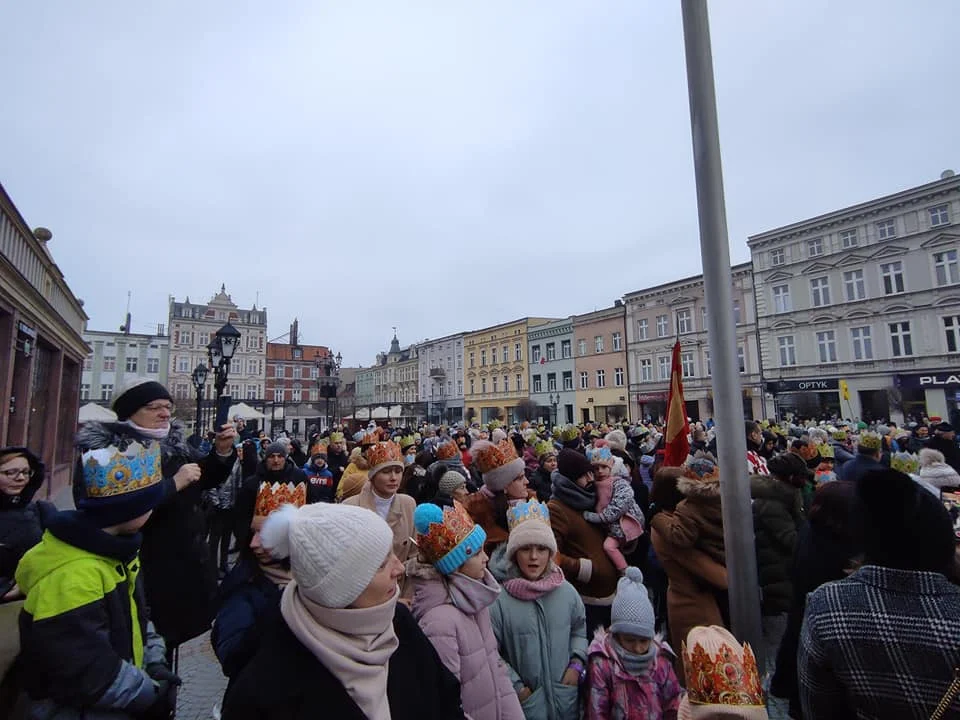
left=75, top=419, right=199, bottom=466
left=676, top=474, right=722, bottom=500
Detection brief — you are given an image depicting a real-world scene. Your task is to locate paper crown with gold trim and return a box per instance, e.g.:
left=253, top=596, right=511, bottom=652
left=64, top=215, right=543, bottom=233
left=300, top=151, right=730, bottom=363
left=397, top=435, right=417, bottom=452
left=78, top=441, right=164, bottom=527
left=890, top=451, right=919, bottom=475
left=816, top=443, right=835, bottom=460
left=832, top=429, right=848, bottom=441
left=361, top=429, right=380, bottom=446
left=858, top=431, right=882, bottom=451
left=254, top=481, right=307, bottom=519
left=560, top=424, right=580, bottom=443
left=534, top=440, right=556, bottom=460
left=366, top=441, right=403, bottom=479
left=680, top=626, right=765, bottom=717
left=309, top=441, right=328, bottom=457
left=414, top=501, right=487, bottom=575
left=505, top=499, right=557, bottom=558
left=586, top=441, right=614, bottom=467
left=435, top=438, right=460, bottom=461
left=470, top=439, right=525, bottom=493
left=328, top=432, right=345, bottom=444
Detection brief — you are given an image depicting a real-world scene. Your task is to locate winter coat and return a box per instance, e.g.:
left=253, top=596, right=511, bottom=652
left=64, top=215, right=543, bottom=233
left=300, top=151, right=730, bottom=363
left=836, top=453, right=883, bottom=484
left=74, top=420, right=235, bottom=648
left=829, top=441, right=856, bottom=467
left=585, top=630, right=682, bottom=720
left=649, top=475, right=725, bottom=566
left=0, top=447, right=51, bottom=585
left=547, top=496, right=618, bottom=605
left=750, top=474, right=804, bottom=616
left=925, top=434, right=960, bottom=474
left=326, top=448, right=350, bottom=486
left=584, top=476, right=644, bottom=545
left=343, top=483, right=417, bottom=597
left=15, top=510, right=167, bottom=718
left=918, top=450, right=960, bottom=489
left=411, top=565, right=524, bottom=720
left=530, top=468, right=554, bottom=503
left=490, top=574, right=587, bottom=720
left=301, top=461, right=336, bottom=502
left=221, top=602, right=465, bottom=720
left=211, top=557, right=283, bottom=681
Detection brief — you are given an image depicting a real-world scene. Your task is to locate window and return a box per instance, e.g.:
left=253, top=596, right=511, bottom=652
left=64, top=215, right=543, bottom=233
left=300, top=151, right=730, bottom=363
left=176, top=356, right=190, bottom=373
left=889, top=321, right=913, bottom=357
left=929, top=204, right=950, bottom=227
left=934, top=250, right=960, bottom=286
left=480, top=350, right=486, bottom=366
left=561, top=340, right=571, bottom=358
left=531, top=346, right=541, bottom=364
left=502, top=376, right=508, bottom=393
left=851, top=326, right=873, bottom=360
left=198, top=332, right=210, bottom=347
left=457, top=355, right=462, bottom=369
left=770, top=248, right=785, bottom=266
left=877, top=219, right=897, bottom=240
left=246, top=385, right=257, bottom=400
left=125, top=356, right=137, bottom=373
left=491, top=347, right=498, bottom=364
left=737, top=347, right=746, bottom=374
left=501, top=347, right=507, bottom=365
left=180, top=331, right=193, bottom=346
left=816, top=330, right=837, bottom=363
left=772, top=285, right=792, bottom=313
left=469, top=379, right=475, bottom=395
left=469, top=352, right=475, bottom=368
left=273, top=387, right=284, bottom=402
left=101, top=384, right=114, bottom=401
left=457, top=380, right=463, bottom=395
left=810, top=276, right=831, bottom=307
left=843, top=269, right=866, bottom=301
left=733, top=300, right=741, bottom=325
left=309, top=365, right=319, bottom=380
left=612, top=332, right=622, bottom=351
left=175, top=383, right=189, bottom=400
left=638, top=319, right=648, bottom=340
left=881, top=261, right=905, bottom=295
left=515, top=343, right=522, bottom=361
left=808, top=238, right=823, bottom=257
left=656, top=315, right=669, bottom=337
left=275, top=364, right=285, bottom=378
left=293, top=366, right=302, bottom=379
left=580, top=371, right=589, bottom=389
left=83, top=355, right=93, bottom=370
left=592, top=335, right=602, bottom=353
left=705, top=351, right=712, bottom=376
left=596, top=369, right=606, bottom=387
left=103, top=356, right=116, bottom=371
left=546, top=343, right=556, bottom=361
left=640, top=359, right=652, bottom=381
left=658, top=356, right=670, bottom=380
left=547, top=373, right=557, bottom=391
left=944, top=316, right=960, bottom=353
left=680, top=352, right=694, bottom=378
left=291, top=384, right=302, bottom=402
left=146, top=358, right=159, bottom=374
left=481, top=378, right=487, bottom=393
left=532, top=375, right=542, bottom=393
left=614, top=367, right=624, bottom=386
left=492, top=376, right=498, bottom=393
left=677, top=308, right=692, bottom=334
left=578, top=339, right=587, bottom=356
left=778, top=336, right=796, bottom=366
left=701, top=306, right=708, bottom=330
left=516, top=374, right=522, bottom=391
left=80, top=383, right=91, bottom=400
left=562, top=371, right=573, bottom=390
left=840, top=228, right=858, bottom=249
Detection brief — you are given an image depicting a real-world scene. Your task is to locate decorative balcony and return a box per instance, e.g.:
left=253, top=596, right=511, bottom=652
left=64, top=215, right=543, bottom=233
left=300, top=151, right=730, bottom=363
left=429, top=367, right=446, bottom=378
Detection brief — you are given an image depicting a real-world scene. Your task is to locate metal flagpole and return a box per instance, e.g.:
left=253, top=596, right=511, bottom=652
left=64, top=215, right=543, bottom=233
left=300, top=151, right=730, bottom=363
left=679, top=0, right=764, bottom=662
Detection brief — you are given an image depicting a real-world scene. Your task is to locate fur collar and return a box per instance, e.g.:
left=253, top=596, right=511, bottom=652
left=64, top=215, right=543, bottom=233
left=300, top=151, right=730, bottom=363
left=676, top=475, right=722, bottom=500
left=75, top=419, right=198, bottom=464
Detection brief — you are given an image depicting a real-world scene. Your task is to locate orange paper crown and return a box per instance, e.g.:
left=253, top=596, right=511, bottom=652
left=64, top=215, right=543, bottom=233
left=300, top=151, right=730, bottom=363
left=254, top=481, right=307, bottom=519
left=414, top=501, right=485, bottom=573
left=366, top=440, right=402, bottom=469
left=471, top=440, right=514, bottom=475
left=435, top=438, right=460, bottom=461
left=361, top=429, right=380, bottom=446
left=681, top=627, right=764, bottom=708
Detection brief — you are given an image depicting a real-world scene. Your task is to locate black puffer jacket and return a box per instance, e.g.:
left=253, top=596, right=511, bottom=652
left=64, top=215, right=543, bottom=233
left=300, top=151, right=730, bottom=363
left=750, top=474, right=804, bottom=615
left=0, top=447, right=53, bottom=587
left=74, top=420, right=235, bottom=648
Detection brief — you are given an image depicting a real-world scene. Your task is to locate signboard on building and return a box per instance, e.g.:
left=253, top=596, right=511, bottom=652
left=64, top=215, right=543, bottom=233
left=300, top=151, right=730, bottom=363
left=767, top=378, right=839, bottom=393
left=897, top=373, right=960, bottom=389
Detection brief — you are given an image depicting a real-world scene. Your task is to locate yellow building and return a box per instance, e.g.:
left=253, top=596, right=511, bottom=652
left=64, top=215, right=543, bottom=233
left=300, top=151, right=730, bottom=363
left=464, top=317, right=555, bottom=425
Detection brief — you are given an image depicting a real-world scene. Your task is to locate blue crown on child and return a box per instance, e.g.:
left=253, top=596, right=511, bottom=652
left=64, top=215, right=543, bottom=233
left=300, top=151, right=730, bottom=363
left=81, top=441, right=162, bottom=498
left=506, top=499, right=551, bottom=533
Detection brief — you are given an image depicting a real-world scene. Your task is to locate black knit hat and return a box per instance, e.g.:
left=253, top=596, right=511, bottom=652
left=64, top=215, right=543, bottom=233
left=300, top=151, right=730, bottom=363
left=557, top=448, right=593, bottom=482
left=111, top=379, right=173, bottom=421
left=767, top=452, right=812, bottom=484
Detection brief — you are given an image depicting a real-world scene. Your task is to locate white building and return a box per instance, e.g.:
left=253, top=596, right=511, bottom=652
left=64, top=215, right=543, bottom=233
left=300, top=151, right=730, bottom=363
left=417, top=332, right=464, bottom=424
left=82, top=325, right=168, bottom=403
left=748, top=171, right=960, bottom=424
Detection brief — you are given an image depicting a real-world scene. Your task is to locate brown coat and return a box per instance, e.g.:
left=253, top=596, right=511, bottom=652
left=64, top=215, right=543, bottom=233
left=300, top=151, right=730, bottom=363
left=343, top=482, right=417, bottom=596
left=547, top=498, right=618, bottom=605
left=650, top=475, right=725, bottom=565
left=462, top=490, right=536, bottom=555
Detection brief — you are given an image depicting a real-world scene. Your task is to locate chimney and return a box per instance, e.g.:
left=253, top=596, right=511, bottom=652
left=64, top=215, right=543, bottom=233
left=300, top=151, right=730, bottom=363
left=290, top=319, right=299, bottom=346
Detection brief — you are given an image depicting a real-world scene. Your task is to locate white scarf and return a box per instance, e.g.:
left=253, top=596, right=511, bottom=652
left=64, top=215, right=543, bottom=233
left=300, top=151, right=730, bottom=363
left=281, top=581, right=398, bottom=720
left=121, top=419, right=171, bottom=440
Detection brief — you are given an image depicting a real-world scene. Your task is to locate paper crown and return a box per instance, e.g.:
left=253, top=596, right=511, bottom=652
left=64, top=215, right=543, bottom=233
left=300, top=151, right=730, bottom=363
left=398, top=435, right=417, bottom=451
left=832, top=430, right=848, bottom=441
left=586, top=443, right=614, bottom=466
left=486, top=419, right=502, bottom=431
left=507, top=498, right=551, bottom=533
left=890, top=451, right=919, bottom=475
left=534, top=440, right=556, bottom=460
left=310, top=442, right=328, bottom=456
left=682, top=626, right=764, bottom=709
left=816, top=443, right=835, bottom=459
left=361, top=429, right=380, bottom=446
left=414, top=501, right=486, bottom=575
left=366, top=441, right=403, bottom=470
left=435, top=438, right=460, bottom=461
left=81, top=441, right=162, bottom=499
left=560, top=424, right=580, bottom=442
left=329, top=432, right=345, bottom=444
left=254, top=481, right=307, bottom=519
left=858, top=432, right=882, bottom=451
left=684, top=453, right=719, bottom=481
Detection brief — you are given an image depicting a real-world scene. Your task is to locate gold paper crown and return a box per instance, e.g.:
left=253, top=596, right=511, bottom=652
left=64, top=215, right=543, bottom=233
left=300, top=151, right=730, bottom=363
left=832, top=430, right=848, bottom=441
left=81, top=441, right=162, bottom=498
left=560, top=424, right=580, bottom=442
left=435, top=439, right=460, bottom=461
left=254, top=481, right=307, bottom=519
left=361, top=430, right=380, bottom=446
left=414, top=501, right=484, bottom=572
left=534, top=440, right=556, bottom=459
left=506, top=498, right=551, bottom=533
left=487, top=419, right=502, bottom=431
left=329, top=432, right=345, bottom=444
left=398, top=435, right=417, bottom=451
left=816, top=443, right=835, bottom=459
left=858, top=432, right=882, bottom=451
left=682, top=629, right=764, bottom=708
left=366, top=440, right=403, bottom=469
left=890, top=451, right=919, bottom=474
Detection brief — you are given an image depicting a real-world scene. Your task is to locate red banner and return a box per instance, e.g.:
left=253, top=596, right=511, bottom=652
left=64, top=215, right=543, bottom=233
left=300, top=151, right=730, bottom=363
left=663, top=340, right=690, bottom=466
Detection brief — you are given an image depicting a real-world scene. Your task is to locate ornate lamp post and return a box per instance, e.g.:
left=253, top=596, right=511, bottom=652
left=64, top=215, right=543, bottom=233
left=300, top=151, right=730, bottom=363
left=191, top=363, right=208, bottom=436
left=315, top=350, right=343, bottom=431
left=548, top=391, right=560, bottom=427
left=207, top=323, right=242, bottom=402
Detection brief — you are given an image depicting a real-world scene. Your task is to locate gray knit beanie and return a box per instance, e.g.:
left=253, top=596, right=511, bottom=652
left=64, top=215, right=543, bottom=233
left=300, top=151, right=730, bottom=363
left=610, top=566, right=655, bottom=638
left=438, top=470, right=466, bottom=497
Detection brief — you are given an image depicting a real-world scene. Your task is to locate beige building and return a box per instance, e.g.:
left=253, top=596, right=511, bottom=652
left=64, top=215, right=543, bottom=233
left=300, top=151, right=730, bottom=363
left=572, top=304, right=630, bottom=423
left=624, top=262, right=763, bottom=422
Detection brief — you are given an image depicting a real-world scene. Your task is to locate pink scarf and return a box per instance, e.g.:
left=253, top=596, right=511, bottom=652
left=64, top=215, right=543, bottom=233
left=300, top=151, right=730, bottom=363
left=503, top=565, right=565, bottom=601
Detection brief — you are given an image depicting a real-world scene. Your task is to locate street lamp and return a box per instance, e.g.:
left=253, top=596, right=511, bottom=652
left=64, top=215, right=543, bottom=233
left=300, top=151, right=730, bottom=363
left=191, top=363, right=208, bottom=437
left=208, top=323, right=242, bottom=401
left=548, top=391, right=560, bottom=427
left=315, top=350, right=343, bottom=432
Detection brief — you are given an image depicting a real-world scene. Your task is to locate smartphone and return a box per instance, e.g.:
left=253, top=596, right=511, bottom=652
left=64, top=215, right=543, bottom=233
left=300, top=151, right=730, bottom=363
left=215, top=395, right=232, bottom=433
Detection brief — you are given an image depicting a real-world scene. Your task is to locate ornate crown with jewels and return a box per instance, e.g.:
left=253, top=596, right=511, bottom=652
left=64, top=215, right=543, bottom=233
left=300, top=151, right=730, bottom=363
left=254, top=481, right=307, bottom=519
left=682, top=628, right=764, bottom=708
left=81, top=441, right=162, bottom=498
left=506, top=499, right=551, bottom=533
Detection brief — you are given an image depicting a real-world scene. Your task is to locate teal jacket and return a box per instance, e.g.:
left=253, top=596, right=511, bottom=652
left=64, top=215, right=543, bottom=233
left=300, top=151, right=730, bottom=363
left=490, top=569, right=587, bottom=720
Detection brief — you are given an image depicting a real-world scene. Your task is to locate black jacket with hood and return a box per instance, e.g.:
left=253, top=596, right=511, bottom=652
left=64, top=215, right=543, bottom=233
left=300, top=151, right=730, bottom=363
left=0, top=447, right=53, bottom=588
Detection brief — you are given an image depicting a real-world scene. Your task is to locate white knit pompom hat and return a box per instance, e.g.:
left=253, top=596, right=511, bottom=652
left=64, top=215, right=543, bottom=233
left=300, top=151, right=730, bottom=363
left=261, top=503, right=393, bottom=608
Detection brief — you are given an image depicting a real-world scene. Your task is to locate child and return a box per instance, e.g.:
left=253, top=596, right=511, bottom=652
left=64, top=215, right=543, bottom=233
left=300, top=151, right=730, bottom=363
left=15, top=439, right=177, bottom=718
left=584, top=443, right=645, bottom=573
left=530, top=440, right=558, bottom=502
left=490, top=499, right=587, bottom=720
left=586, top=567, right=682, bottom=719
left=410, top=501, right=525, bottom=720
left=301, top=443, right=335, bottom=502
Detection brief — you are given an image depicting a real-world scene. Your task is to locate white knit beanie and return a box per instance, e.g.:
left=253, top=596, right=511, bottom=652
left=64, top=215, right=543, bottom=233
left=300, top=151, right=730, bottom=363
left=261, top=503, right=393, bottom=608
left=610, top=566, right=655, bottom=638
left=605, top=429, right=628, bottom=453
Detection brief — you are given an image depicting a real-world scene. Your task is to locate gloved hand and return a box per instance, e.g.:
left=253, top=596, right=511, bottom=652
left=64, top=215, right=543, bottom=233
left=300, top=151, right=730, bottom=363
left=145, top=662, right=182, bottom=687
left=141, top=679, right=177, bottom=719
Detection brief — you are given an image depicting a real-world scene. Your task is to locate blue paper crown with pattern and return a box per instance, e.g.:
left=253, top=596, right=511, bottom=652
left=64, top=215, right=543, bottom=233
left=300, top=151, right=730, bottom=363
left=586, top=445, right=613, bottom=466
left=506, top=498, right=551, bottom=533
left=81, top=441, right=162, bottom=498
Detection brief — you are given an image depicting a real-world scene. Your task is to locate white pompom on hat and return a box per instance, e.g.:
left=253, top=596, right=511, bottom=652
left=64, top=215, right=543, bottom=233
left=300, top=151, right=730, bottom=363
left=261, top=502, right=394, bottom=608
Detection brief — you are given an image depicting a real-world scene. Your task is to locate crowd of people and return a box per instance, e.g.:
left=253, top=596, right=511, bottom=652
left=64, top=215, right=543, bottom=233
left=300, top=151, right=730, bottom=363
left=0, top=375, right=959, bottom=719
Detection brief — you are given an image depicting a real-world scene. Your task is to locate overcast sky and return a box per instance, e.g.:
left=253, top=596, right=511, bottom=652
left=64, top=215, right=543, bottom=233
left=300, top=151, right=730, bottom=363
left=3, top=1, right=958, bottom=365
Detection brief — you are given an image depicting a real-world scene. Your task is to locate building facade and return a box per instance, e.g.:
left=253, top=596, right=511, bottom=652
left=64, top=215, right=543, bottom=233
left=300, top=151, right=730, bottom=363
left=0, top=182, right=89, bottom=500
left=82, top=326, right=168, bottom=403
left=417, top=332, right=464, bottom=424
left=464, top=317, right=554, bottom=425
left=527, top=318, right=576, bottom=425
left=264, top=320, right=332, bottom=436
left=573, top=304, right=631, bottom=424
left=167, top=285, right=267, bottom=404
left=749, top=172, right=960, bottom=424
left=625, top=263, right=763, bottom=423
left=352, top=333, right=422, bottom=424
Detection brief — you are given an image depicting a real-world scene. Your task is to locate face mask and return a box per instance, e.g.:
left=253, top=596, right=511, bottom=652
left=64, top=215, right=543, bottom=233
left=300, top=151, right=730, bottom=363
left=405, top=453, right=416, bottom=466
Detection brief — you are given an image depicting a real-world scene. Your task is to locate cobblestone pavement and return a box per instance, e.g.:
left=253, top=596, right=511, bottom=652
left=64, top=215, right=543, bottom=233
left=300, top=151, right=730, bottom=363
left=175, top=632, right=227, bottom=720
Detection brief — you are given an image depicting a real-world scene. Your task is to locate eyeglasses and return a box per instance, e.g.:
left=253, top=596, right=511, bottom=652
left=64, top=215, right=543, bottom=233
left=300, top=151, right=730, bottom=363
left=143, top=402, right=175, bottom=413
left=0, top=468, right=34, bottom=480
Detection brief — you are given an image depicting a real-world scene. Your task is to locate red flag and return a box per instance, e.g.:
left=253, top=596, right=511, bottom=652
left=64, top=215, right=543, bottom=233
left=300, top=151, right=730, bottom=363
left=663, top=340, right=690, bottom=467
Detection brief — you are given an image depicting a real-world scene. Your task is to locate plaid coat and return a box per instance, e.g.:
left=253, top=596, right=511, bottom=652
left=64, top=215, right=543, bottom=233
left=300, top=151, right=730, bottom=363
left=799, top=565, right=960, bottom=719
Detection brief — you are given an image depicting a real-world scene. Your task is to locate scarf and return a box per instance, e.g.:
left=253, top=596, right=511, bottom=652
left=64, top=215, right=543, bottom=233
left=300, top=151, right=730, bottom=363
left=503, top=565, right=564, bottom=601
left=551, top=472, right=596, bottom=511
left=121, top=419, right=170, bottom=440
left=445, top=569, right=502, bottom=614
left=612, top=637, right=658, bottom=677
left=259, top=561, right=293, bottom=588
left=281, top=581, right=398, bottom=720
